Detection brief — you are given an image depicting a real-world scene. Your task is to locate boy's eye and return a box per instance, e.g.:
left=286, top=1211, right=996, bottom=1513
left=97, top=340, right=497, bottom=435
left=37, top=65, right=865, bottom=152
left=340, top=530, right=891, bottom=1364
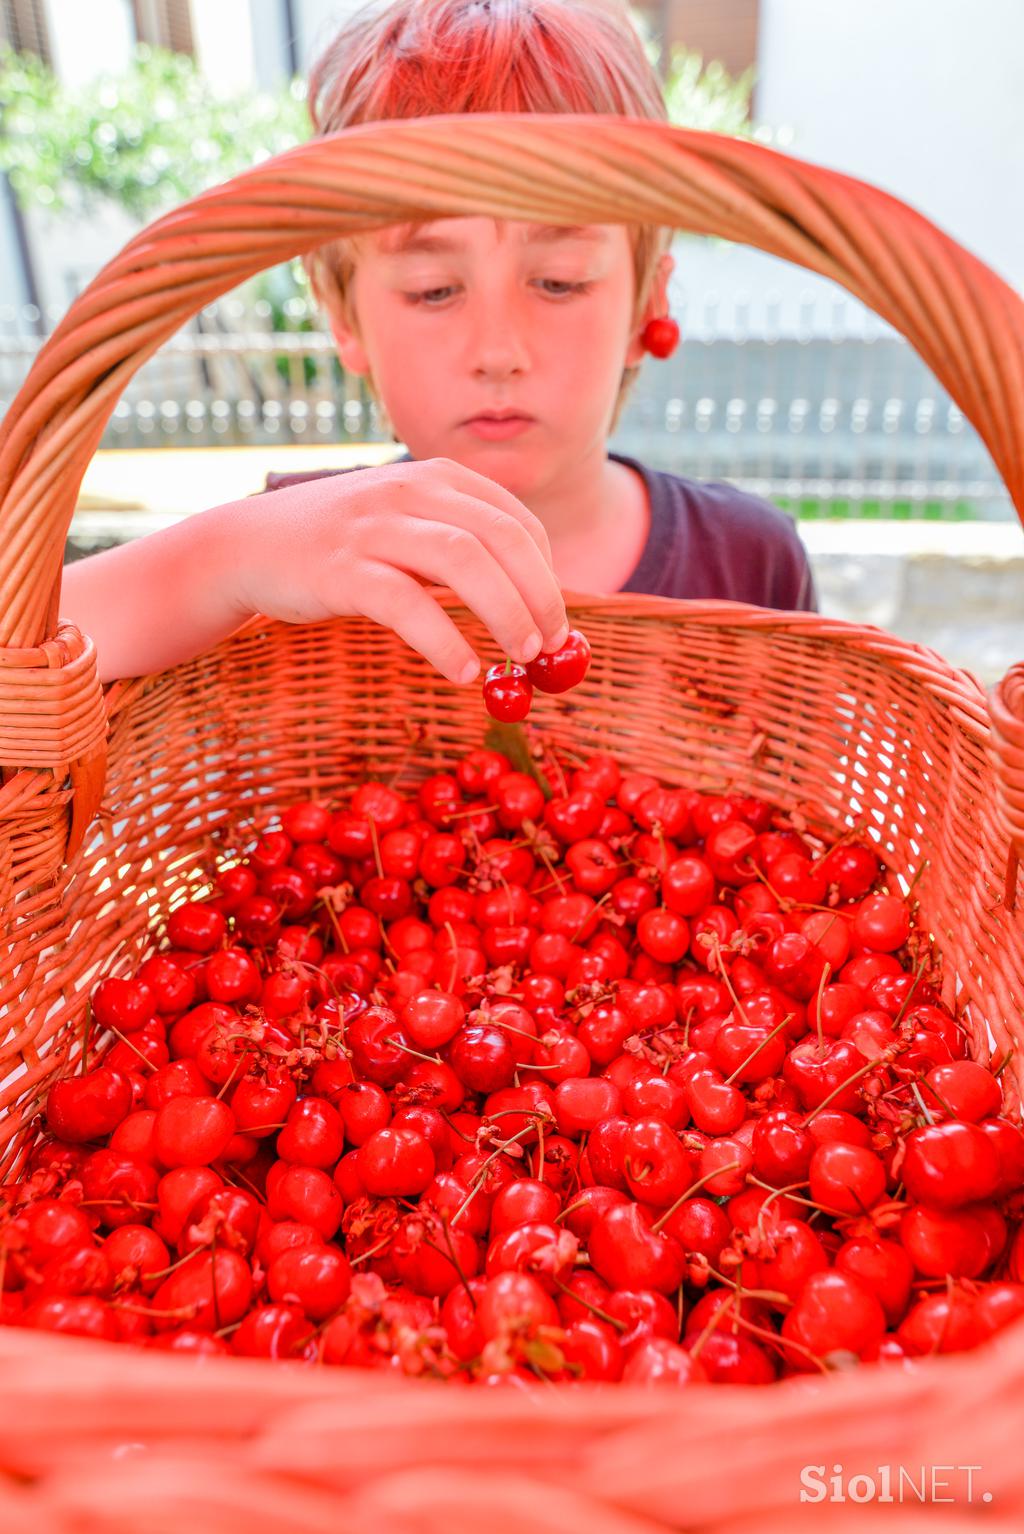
left=404, top=286, right=460, bottom=306
left=402, top=279, right=593, bottom=306
left=535, top=279, right=593, bottom=298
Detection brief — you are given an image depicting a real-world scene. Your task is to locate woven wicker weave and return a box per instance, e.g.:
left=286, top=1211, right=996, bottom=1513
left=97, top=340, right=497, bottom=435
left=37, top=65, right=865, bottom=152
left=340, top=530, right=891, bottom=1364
left=2, top=116, right=1024, bottom=1531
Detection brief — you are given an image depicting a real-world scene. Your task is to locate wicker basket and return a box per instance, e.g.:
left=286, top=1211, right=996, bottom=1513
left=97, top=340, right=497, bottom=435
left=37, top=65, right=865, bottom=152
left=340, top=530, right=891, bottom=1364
left=2, top=115, right=1024, bottom=1532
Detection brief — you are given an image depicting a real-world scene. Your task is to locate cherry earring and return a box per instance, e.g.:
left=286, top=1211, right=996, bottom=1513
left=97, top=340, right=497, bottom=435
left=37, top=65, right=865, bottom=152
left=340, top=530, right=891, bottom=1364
left=641, top=316, right=680, bottom=359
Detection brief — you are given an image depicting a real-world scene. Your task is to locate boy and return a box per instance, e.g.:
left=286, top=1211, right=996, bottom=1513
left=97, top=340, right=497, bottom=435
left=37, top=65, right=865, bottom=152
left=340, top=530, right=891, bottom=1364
left=61, top=0, right=815, bottom=687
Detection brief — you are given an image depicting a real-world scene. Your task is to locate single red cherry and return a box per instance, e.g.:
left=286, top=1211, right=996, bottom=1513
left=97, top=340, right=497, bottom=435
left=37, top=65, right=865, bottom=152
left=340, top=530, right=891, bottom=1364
left=622, top=1337, right=706, bottom=1385
left=901, top=1122, right=1000, bottom=1209
left=835, top=1237, right=913, bottom=1327
left=920, top=1061, right=1002, bottom=1123
left=91, top=976, right=156, bottom=1035
left=640, top=316, right=681, bottom=359
left=46, top=1068, right=133, bottom=1143
left=482, top=661, right=533, bottom=722
left=267, top=1245, right=352, bottom=1320
left=899, top=1204, right=994, bottom=1279
left=524, top=630, right=591, bottom=694
left=588, top=1202, right=686, bottom=1295
left=781, top=1270, right=886, bottom=1363
left=853, top=893, right=911, bottom=953
left=232, top=1302, right=308, bottom=1359
left=808, top=1140, right=887, bottom=1216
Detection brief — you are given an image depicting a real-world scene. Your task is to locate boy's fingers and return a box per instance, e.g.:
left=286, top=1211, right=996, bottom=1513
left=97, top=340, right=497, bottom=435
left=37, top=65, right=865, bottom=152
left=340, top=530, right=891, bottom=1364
left=432, top=459, right=556, bottom=569
left=400, top=497, right=568, bottom=652
left=468, top=508, right=569, bottom=649
left=353, top=563, right=481, bottom=685
left=370, top=519, right=548, bottom=665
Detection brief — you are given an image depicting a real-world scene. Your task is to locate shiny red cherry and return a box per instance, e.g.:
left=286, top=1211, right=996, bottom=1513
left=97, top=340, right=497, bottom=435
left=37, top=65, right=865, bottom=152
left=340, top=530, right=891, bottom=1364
left=524, top=629, right=591, bottom=694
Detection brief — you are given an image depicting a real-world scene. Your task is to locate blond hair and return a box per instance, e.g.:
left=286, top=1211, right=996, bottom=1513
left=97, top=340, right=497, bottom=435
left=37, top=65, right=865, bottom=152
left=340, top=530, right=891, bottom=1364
left=304, top=0, right=673, bottom=428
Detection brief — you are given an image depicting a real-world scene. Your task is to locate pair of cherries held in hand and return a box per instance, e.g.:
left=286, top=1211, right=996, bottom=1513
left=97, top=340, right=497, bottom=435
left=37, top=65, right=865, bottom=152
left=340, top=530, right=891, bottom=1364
left=483, top=629, right=591, bottom=721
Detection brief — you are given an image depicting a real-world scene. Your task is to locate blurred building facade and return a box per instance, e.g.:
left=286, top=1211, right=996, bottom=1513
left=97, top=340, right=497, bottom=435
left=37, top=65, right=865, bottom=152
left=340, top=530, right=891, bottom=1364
left=3, top=0, right=1023, bottom=316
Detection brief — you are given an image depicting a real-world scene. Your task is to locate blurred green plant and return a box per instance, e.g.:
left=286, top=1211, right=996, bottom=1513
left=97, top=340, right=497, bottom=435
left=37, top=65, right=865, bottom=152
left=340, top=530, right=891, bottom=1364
left=663, top=47, right=757, bottom=137
left=627, top=5, right=765, bottom=141
left=0, top=44, right=308, bottom=218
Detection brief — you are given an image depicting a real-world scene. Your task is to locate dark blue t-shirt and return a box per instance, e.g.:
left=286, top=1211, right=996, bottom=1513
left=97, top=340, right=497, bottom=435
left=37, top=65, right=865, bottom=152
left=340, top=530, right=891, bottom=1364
left=264, top=450, right=817, bottom=612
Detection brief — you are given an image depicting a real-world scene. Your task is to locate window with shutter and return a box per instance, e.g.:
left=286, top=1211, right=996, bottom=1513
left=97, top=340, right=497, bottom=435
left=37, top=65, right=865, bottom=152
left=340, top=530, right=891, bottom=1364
left=131, top=0, right=195, bottom=54
left=636, top=0, right=760, bottom=81
left=0, top=0, right=53, bottom=64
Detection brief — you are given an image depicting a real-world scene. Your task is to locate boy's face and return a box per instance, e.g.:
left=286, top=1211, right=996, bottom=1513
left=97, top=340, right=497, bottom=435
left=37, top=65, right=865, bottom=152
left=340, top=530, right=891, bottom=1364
left=326, top=217, right=672, bottom=499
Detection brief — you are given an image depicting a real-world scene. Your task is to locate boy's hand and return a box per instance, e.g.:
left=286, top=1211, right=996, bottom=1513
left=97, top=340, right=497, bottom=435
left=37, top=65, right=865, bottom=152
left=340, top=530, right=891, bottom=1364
left=224, top=457, right=569, bottom=684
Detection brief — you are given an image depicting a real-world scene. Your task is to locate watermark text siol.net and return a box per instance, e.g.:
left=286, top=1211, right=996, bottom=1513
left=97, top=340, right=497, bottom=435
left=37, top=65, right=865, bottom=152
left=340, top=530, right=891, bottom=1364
left=799, top=1464, right=992, bottom=1504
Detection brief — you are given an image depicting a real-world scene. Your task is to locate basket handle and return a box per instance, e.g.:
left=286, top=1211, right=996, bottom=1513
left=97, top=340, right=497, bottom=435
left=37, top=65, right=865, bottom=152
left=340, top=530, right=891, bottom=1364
left=0, top=114, right=1022, bottom=857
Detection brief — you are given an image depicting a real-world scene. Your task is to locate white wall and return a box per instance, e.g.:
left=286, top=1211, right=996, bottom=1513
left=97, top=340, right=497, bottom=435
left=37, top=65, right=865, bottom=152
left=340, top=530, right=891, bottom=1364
left=248, top=0, right=292, bottom=86
left=757, top=0, right=1024, bottom=294
left=293, top=0, right=364, bottom=71
left=192, top=0, right=256, bottom=95
left=46, top=0, right=135, bottom=87
left=0, top=181, right=31, bottom=309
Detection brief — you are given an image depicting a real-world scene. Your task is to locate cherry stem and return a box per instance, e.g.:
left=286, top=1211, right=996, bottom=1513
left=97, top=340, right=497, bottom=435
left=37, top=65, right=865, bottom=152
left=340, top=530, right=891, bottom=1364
left=802, top=1057, right=879, bottom=1123
left=482, top=1017, right=537, bottom=1043
left=746, top=1172, right=848, bottom=1223
left=367, top=817, right=384, bottom=881
left=555, top=1195, right=591, bottom=1226
left=723, top=1014, right=793, bottom=1087
left=729, top=1307, right=830, bottom=1376
left=81, top=1007, right=94, bottom=1076
left=77, top=1198, right=158, bottom=1212
left=650, top=1159, right=744, bottom=1234
left=569, top=892, right=612, bottom=945
left=442, top=922, right=461, bottom=991
left=210, top=1229, right=223, bottom=1332
left=440, top=1110, right=474, bottom=1145
left=533, top=1122, right=546, bottom=1186
left=112, top=1301, right=197, bottom=1320
left=105, top=1023, right=159, bottom=1072
left=910, top=1080, right=937, bottom=1127
left=215, top=1052, right=250, bottom=1102
left=320, top=899, right=350, bottom=955
left=904, top=858, right=930, bottom=901
left=349, top=1231, right=396, bottom=1267
left=707, top=936, right=751, bottom=1027
left=436, top=1218, right=477, bottom=1308
left=687, top=1283, right=737, bottom=1363
left=892, top=955, right=930, bottom=1029
left=142, top=1241, right=211, bottom=1283
left=450, top=1123, right=537, bottom=1228
left=552, top=1277, right=626, bottom=1332
left=384, top=1036, right=443, bottom=1067
left=220, top=1162, right=267, bottom=1205
left=812, top=960, right=833, bottom=1052
left=809, top=830, right=854, bottom=871
left=704, top=1263, right=791, bottom=1306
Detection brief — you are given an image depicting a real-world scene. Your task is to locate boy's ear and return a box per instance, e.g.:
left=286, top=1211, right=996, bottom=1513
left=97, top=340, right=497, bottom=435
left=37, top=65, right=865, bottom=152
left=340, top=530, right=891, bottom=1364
left=625, top=250, right=677, bottom=368
left=323, top=290, right=372, bottom=377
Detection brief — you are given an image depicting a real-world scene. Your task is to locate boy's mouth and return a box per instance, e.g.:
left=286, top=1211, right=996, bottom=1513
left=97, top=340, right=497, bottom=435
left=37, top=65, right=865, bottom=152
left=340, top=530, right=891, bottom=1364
left=461, top=409, right=536, bottom=440
left=463, top=409, right=534, bottom=422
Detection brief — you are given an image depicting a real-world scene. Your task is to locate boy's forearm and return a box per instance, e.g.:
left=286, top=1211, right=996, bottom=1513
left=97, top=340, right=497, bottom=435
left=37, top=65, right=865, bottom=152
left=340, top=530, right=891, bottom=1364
left=59, top=505, right=250, bottom=683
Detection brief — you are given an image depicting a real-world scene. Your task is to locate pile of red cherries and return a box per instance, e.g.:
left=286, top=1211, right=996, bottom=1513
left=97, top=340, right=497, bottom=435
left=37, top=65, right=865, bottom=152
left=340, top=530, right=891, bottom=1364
left=3, top=741, right=1024, bottom=1385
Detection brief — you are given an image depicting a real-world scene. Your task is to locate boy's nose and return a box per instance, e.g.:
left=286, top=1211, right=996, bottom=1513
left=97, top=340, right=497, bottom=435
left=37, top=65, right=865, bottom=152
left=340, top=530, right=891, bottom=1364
left=473, top=350, right=526, bottom=380
left=469, top=309, right=530, bottom=379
